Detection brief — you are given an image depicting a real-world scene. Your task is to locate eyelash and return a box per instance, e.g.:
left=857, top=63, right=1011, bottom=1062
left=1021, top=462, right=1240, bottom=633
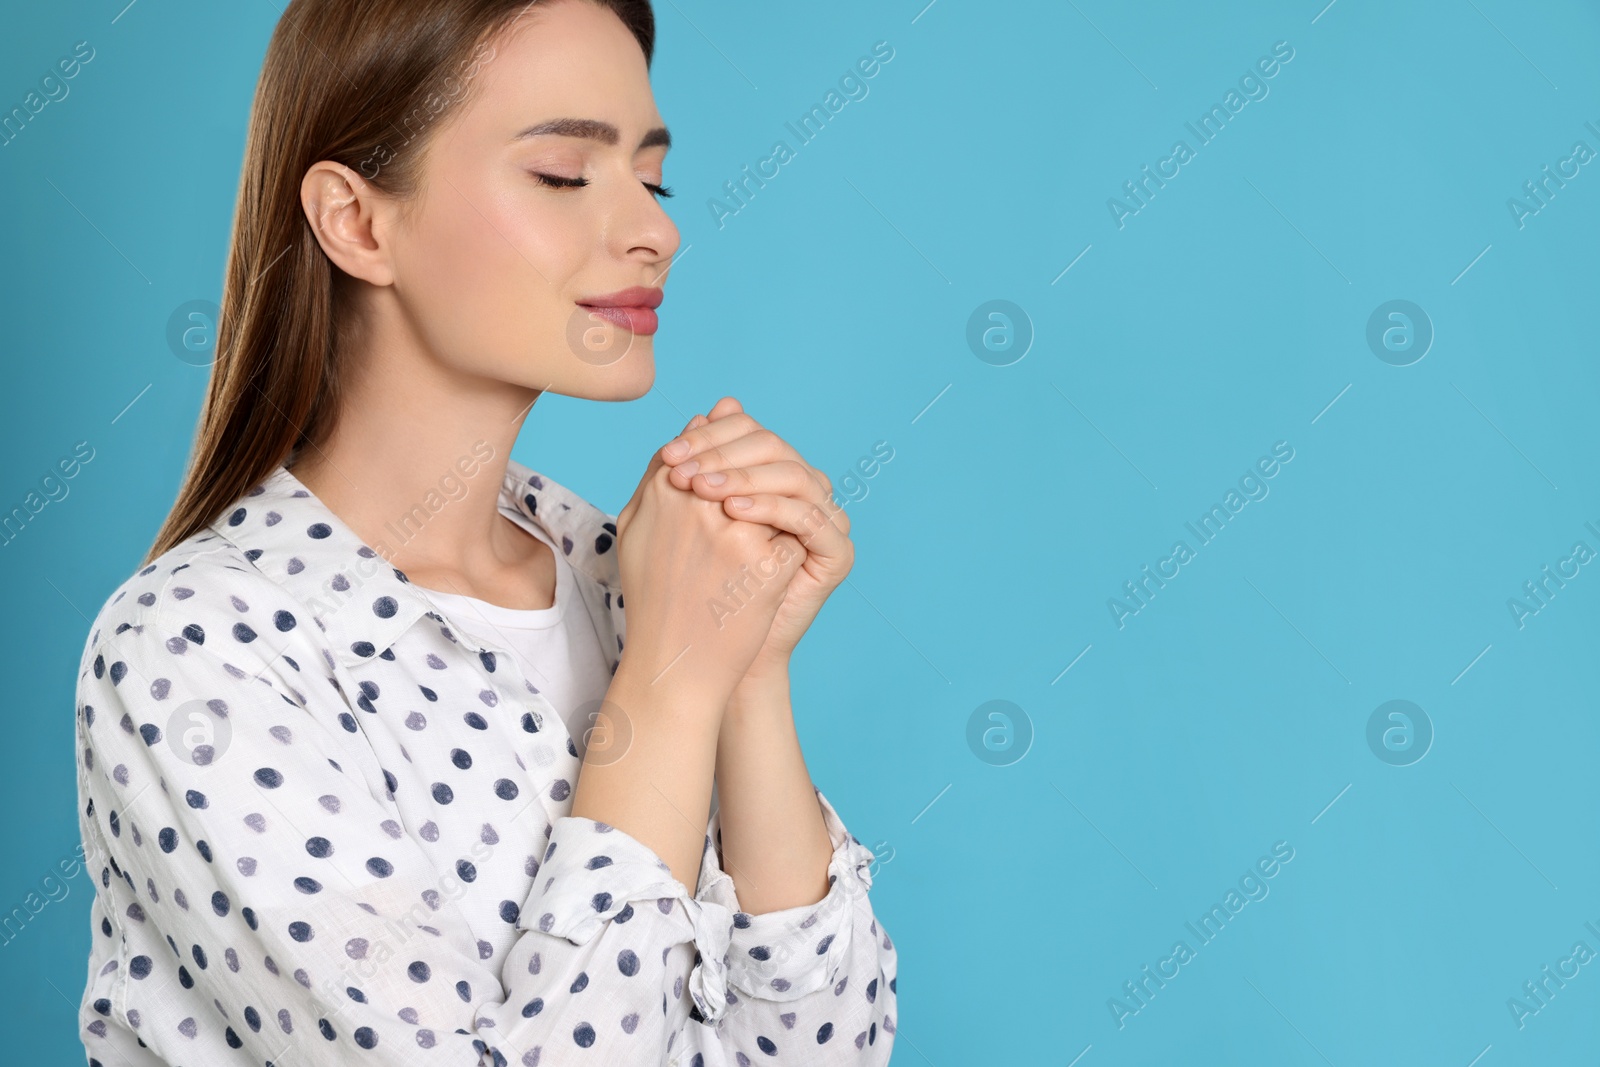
left=532, top=173, right=674, bottom=199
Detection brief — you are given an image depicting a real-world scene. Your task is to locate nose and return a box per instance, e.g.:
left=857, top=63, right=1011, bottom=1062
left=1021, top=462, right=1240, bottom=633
left=618, top=181, right=679, bottom=278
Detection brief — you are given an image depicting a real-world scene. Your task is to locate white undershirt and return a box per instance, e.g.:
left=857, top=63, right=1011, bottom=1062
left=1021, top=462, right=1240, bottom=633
left=417, top=517, right=614, bottom=760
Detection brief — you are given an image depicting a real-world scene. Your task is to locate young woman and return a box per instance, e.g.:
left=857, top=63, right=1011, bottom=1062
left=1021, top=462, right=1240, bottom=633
left=72, top=1, right=897, bottom=1063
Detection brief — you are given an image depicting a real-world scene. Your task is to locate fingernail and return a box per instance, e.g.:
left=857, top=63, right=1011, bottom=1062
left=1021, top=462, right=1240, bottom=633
left=729, top=495, right=753, bottom=509
left=664, top=439, right=690, bottom=459
left=702, top=470, right=726, bottom=486
left=677, top=459, right=700, bottom=477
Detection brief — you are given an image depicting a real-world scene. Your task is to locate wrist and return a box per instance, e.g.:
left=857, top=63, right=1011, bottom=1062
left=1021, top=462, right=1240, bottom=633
left=727, top=660, right=791, bottom=717
left=607, top=658, right=729, bottom=735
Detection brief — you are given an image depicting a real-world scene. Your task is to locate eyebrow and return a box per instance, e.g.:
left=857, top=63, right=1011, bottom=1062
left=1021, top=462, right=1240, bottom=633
left=511, top=118, right=670, bottom=150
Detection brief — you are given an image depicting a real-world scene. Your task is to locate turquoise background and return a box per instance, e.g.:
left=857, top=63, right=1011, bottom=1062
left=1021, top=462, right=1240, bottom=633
left=3, top=0, right=1598, bottom=1063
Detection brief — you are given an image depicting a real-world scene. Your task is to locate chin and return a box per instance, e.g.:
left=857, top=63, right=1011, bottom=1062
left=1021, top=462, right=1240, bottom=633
left=578, top=352, right=656, bottom=402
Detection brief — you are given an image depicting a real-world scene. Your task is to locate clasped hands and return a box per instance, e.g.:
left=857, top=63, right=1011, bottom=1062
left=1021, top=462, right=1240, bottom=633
left=655, top=396, right=853, bottom=686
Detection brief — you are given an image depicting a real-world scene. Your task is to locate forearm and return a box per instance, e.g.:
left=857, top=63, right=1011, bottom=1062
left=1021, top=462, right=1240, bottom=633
left=714, top=664, right=834, bottom=914
left=570, top=666, right=723, bottom=890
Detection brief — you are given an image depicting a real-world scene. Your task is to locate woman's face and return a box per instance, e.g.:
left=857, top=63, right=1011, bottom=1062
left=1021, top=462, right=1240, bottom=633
left=382, top=0, right=679, bottom=401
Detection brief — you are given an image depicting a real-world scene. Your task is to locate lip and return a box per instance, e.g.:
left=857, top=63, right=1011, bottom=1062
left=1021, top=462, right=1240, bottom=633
left=576, top=286, right=663, bottom=336
left=579, top=286, right=664, bottom=310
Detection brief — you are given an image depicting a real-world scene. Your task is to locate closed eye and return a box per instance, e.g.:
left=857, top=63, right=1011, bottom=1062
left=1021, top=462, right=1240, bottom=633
left=531, top=173, right=673, bottom=199
left=532, top=173, right=588, bottom=189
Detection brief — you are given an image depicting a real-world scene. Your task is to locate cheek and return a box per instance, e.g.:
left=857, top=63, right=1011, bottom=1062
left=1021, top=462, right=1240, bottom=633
left=398, top=181, right=581, bottom=368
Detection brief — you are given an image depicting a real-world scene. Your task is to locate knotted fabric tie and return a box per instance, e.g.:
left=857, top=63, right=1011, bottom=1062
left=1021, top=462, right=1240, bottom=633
left=684, top=894, right=734, bottom=1022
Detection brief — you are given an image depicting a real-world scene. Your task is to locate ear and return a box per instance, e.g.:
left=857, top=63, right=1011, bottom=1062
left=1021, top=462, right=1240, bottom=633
left=301, top=161, right=396, bottom=287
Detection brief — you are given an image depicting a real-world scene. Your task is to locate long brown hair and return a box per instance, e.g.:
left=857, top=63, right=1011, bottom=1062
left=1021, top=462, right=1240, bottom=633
left=143, top=0, right=654, bottom=566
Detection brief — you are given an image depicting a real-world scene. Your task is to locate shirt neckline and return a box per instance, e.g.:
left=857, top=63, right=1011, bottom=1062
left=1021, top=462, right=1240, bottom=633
left=201, top=455, right=627, bottom=670
left=413, top=514, right=570, bottom=632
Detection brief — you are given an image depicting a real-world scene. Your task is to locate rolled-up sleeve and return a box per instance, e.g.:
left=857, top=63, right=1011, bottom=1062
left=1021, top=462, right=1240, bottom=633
left=685, top=787, right=898, bottom=1063
left=76, top=628, right=734, bottom=1065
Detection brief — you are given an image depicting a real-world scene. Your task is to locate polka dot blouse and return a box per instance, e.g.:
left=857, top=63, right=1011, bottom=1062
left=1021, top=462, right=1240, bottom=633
left=73, top=457, right=898, bottom=1065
